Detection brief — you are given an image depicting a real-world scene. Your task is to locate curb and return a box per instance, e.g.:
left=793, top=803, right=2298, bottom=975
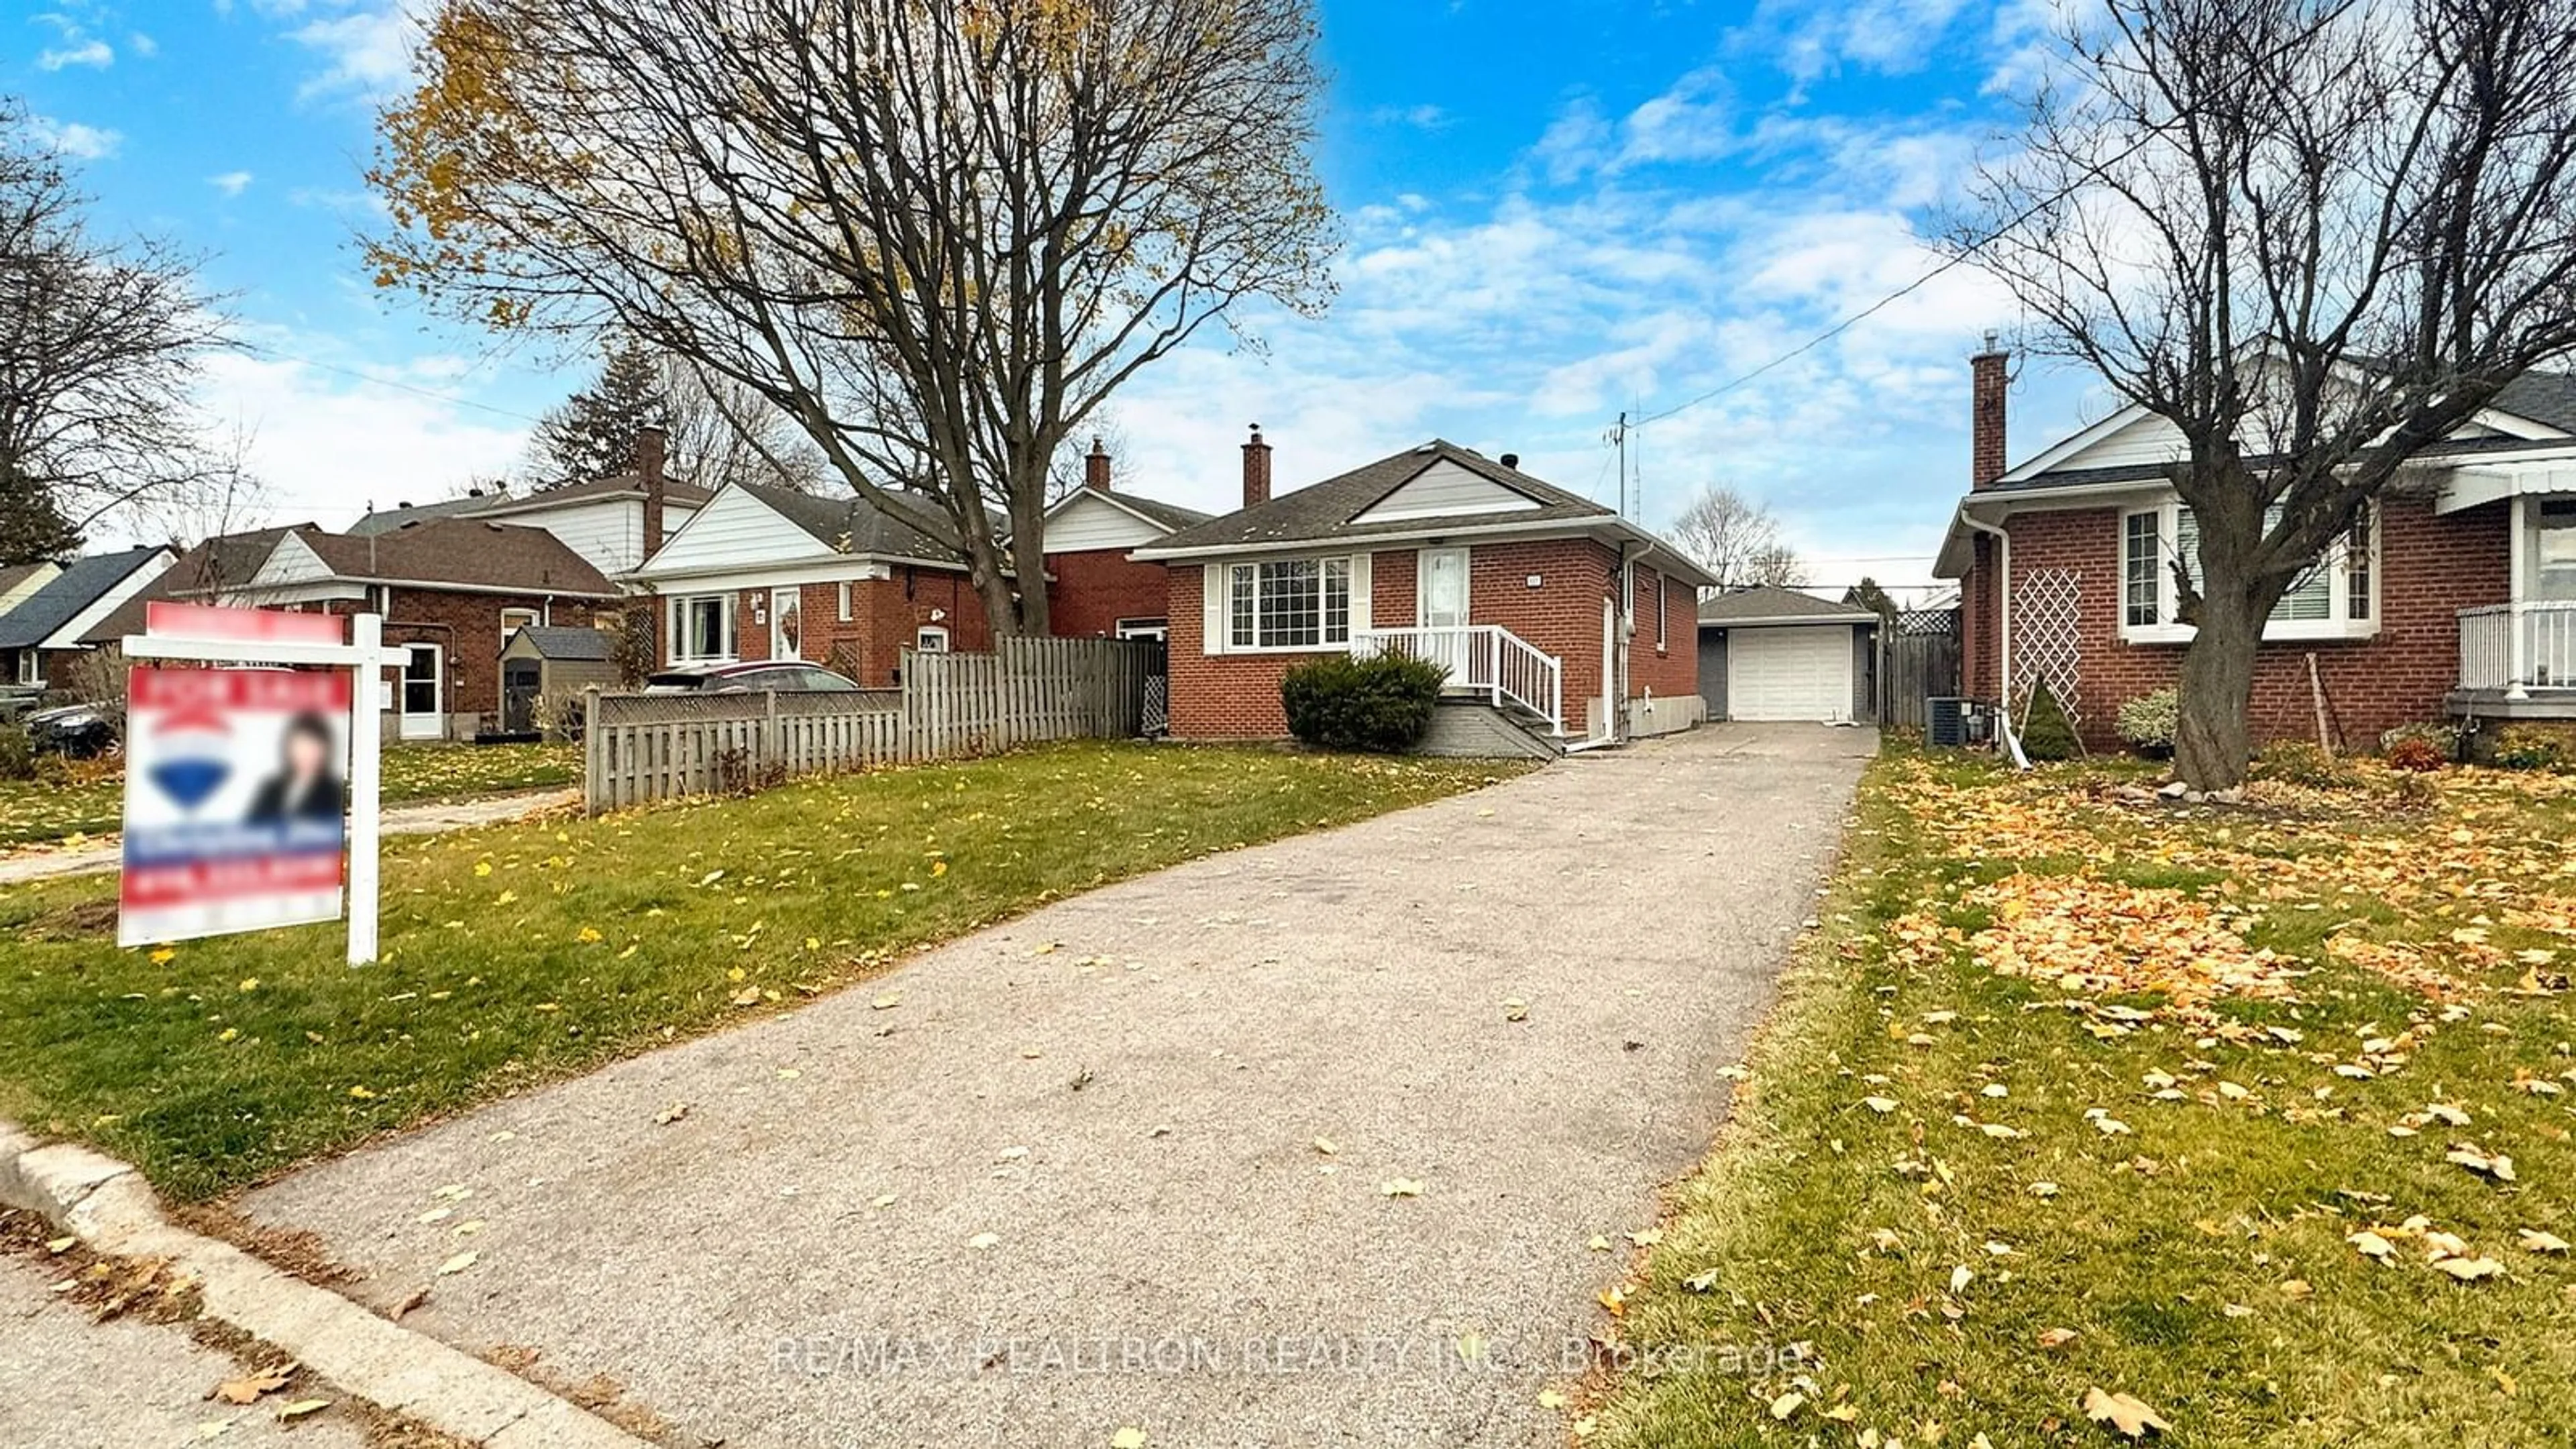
left=0, top=1122, right=645, bottom=1448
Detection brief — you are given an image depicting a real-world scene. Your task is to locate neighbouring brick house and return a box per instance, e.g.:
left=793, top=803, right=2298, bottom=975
left=627, top=480, right=996, bottom=687
left=1036, top=439, right=1212, bottom=641
left=1133, top=431, right=1715, bottom=750
left=126, top=520, right=619, bottom=741
left=1933, top=342, right=2576, bottom=751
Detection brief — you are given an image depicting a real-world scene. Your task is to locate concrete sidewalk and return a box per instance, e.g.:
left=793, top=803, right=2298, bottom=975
left=240, top=724, right=1874, bottom=1448
left=0, top=788, right=581, bottom=885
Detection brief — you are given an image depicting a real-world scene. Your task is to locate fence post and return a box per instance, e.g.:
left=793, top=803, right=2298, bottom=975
left=582, top=684, right=604, bottom=816
left=763, top=688, right=781, bottom=775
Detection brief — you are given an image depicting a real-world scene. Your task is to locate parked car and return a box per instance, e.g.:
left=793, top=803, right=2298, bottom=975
left=24, top=700, right=115, bottom=757
left=642, top=661, right=865, bottom=694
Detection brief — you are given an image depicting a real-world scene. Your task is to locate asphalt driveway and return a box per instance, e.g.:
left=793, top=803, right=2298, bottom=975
left=240, top=723, right=1874, bottom=1448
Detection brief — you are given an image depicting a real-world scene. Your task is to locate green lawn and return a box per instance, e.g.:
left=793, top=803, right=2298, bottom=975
left=0, top=741, right=1517, bottom=1201
left=1590, top=743, right=2576, bottom=1448
left=0, top=741, right=580, bottom=849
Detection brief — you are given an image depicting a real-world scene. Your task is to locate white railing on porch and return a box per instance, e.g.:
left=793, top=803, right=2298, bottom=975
left=1354, top=625, right=1564, bottom=735
left=2459, top=600, right=2576, bottom=693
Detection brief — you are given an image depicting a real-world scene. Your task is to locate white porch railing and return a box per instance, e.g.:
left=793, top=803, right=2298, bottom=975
left=2459, top=600, right=2576, bottom=693
left=1354, top=625, right=1564, bottom=736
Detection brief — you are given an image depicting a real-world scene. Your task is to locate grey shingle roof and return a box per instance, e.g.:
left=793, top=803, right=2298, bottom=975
left=511, top=625, right=612, bottom=661
left=1098, top=492, right=1214, bottom=533
left=1148, top=440, right=1614, bottom=553
left=0, top=545, right=167, bottom=649
left=349, top=495, right=490, bottom=535
left=2495, top=370, right=2576, bottom=433
left=741, top=481, right=972, bottom=564
left=352, top=474, right=716, bottom=535
left=1699, top=584, right=1878, bottom=625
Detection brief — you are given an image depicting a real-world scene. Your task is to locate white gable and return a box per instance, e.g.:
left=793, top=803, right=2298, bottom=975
left=247, top=534, right=333, bottom=589
left=1350, top=458, right=1544, bottom=524
left=1044, top=491, right=1173, bottom=553
left=636, top=486, right=831, bottom=578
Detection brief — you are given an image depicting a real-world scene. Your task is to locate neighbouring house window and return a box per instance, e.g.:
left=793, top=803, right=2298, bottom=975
left=1226, top=558, right=1352, bottom=649
left=1655, top=573, right=1668, bottom=650
left=915, top=625, right=951, bottom=651
left=500, top=606, right=538, bottom=648
left=672, top=593, right=736, bottom=660
left=2535, top=499, right=2576, bottom=600
left=837, top=581, right=853, bottom=621
left=2118, top=501, right=2376, bottom=639
left=12, top=651, right=33, bottom=686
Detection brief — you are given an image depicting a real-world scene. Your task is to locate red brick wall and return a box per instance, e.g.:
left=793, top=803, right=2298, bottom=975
left=1629, top=561, right=1699, bottom=702
left=291, top=588, right=604, bottom=726
left=661, top=568, right=994, bottom=686
left=1045, top=550, right=1171, bottom=639
left=1167, top=537, right=1683, bottom=740
left=1980, top=496, right=2506, bottom=749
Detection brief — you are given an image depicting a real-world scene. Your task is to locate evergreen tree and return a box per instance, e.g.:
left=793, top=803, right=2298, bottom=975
left=527, top=337, right=666, bottom=484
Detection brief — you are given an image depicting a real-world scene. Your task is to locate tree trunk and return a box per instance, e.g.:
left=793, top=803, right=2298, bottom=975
left=2172, top=585, right=2263, bottom=789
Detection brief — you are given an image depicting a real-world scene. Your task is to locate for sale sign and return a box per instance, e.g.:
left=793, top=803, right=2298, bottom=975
left=118, top=667, right=352, bottom=947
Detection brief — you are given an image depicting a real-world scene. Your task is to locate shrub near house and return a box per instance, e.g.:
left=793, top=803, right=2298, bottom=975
left=1280, top=654, right=1446, bottom=753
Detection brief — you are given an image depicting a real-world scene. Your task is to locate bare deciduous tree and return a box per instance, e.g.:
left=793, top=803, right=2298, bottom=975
left=1964, top=0, right=2576, bottom=788
left=1669, top=484, right=1805, bottom=591
left=369, top=0, right=1337, bottom=635
left=0, top=102, right=234, bottom=563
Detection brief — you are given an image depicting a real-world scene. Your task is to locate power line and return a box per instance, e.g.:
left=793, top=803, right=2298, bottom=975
left=241, top=342, right=551, bottom=426
left=1620, top=126, right=2167, bottom=434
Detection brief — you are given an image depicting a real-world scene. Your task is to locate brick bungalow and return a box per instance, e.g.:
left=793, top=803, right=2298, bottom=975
left=131, top=520, right=619, bottom=741
left=1933, top=344, right=2576, bottom=750
left=1133, top=431, right=1715, bottom=749
left=627, top=480, right=996, bottom=687
left=1036, top=439, right=1212, bottom=641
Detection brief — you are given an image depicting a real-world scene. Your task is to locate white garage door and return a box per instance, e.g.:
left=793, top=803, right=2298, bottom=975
left=1729, top=626, right=1851, bottom=721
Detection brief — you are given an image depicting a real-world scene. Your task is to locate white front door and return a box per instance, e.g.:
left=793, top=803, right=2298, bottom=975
left=1417, top=547, right=1471, bottom=684
left=770, top=587, right=802, bottom=659
left=398, top=643, right=443, bottom=741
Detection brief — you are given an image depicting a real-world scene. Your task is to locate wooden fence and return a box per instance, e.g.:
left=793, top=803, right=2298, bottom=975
left=582, top=637, right=1150, bottom=814
left=1881, top=607, right=1962, bottom=732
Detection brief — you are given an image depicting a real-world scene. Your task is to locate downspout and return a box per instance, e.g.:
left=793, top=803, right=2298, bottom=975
left=1959, top=513, right=2029, bottom=769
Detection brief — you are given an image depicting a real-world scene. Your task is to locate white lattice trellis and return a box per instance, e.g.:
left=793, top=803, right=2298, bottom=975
left=2010, top=567, right=2084, bottom=721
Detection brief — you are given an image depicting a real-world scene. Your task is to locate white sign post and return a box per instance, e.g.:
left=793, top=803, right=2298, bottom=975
left=121, top=604, right=390, bottom=965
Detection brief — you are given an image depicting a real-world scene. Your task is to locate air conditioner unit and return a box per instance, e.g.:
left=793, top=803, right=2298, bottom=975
left=1927, top=696, right=1988, bottom=749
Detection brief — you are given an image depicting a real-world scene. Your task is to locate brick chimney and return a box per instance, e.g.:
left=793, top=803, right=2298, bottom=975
left=1241, top=424, right=1272, bottom=510
left=1085, top=437, right=1112, bottom=493
left=1970, top=333, right=2008, bottom=490
left=637, top=424, right=669, bottom=557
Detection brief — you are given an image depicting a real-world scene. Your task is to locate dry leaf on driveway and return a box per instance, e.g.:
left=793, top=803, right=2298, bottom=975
left=214, top=1368, right=292, bottom=1405
left=1381, top=1177, right=1425, bottom=1197
left=2082, top=1386, right=2171, bottom=1438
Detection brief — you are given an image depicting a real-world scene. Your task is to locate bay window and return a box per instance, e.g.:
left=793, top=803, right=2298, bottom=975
left=2118, top=501, right=2376, bottom=642
left=1227, top=557, right=1352, bottom=650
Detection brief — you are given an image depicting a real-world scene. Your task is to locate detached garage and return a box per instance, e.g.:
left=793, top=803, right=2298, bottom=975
left=1698, top=586, right=1879, bottom=723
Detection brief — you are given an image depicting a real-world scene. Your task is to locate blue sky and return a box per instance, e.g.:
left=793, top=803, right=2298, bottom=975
left=9, top=0, right=2110, bottom=592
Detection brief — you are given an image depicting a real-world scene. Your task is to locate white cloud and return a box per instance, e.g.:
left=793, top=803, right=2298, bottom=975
left=194, top=343, right=533, bottom=529
left=128, top=30, right=156, bottom=56
left=39, top=37, right=115, bottom=70
left=29, top=116, right=123, bottom=160
left=290, top=3, right=417, bottom=103
left=1371, top=104, right=1452, bottom=131
left=209, top=170, right=256, bottom=197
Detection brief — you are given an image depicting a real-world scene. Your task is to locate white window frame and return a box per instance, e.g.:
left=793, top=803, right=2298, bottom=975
left=13, top=651, right=36, bottom=686
left=1226, top=556, right=1354, bottom=653
left=2118, top=500, right=2379, bottom=644
left=1114, top=616, right=1168, bottom=641
left=499, top=606, right=539, bottom=649
left=670, top=592, right=738, bottom=662
left=837, top=580, right=853, bottom=621
left=914, top=624, right=951, bottom=652
left=1655, top=572, right=1669, bottom=652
